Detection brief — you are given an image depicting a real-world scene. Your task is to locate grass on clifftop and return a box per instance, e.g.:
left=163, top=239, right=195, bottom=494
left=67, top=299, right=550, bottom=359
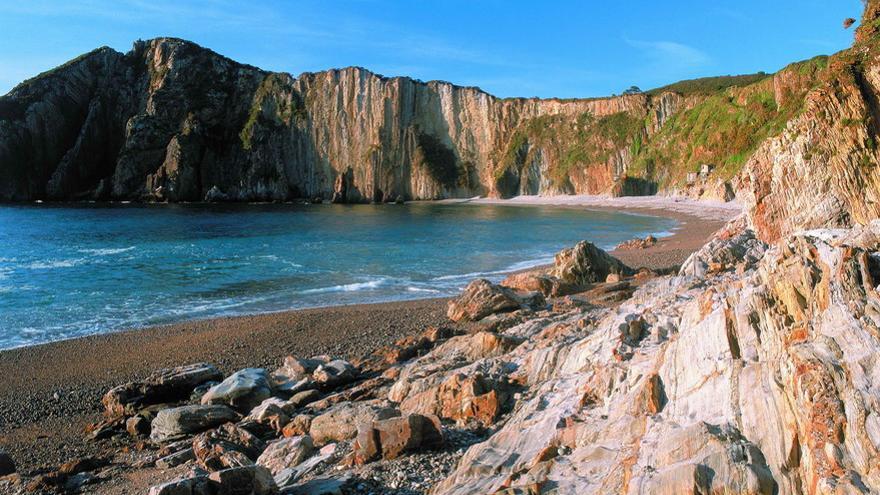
left=647, top=73, right=772, bottom=96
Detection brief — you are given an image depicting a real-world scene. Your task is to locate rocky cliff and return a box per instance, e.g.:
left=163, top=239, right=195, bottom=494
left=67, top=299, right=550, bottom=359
left=0, top=35, right=825, bottom=203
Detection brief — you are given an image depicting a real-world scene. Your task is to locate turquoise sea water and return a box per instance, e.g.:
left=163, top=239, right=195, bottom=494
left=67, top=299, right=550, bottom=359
left=0, top=203, right=676, bottom=349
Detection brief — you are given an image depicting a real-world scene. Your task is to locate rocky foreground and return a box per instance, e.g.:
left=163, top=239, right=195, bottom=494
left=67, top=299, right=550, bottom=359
left=2, top=214, right=880, bottom=494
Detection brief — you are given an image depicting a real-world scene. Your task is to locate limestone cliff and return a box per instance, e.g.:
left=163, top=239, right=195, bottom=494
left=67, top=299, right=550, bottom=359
left=0, top=36, right=825, bottom=203
left=737, top=2, right=880, bottom=242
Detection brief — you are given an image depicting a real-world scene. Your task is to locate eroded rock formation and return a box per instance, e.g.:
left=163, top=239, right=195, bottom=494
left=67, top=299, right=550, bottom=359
left=0, top=32, right=832, bottom=203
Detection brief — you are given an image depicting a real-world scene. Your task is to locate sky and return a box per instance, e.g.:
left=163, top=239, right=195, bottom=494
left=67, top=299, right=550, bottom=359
left=0, top=0, right=865, bottom=98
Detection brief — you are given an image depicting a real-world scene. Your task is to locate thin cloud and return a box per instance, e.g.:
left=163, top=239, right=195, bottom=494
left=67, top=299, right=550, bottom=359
left=624, top=37, right=711, bottom=68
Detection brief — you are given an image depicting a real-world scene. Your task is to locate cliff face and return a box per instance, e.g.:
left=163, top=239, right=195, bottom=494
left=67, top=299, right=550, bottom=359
left=0, top=36, right=824, bottom=203
left=0, top=39, right=651, bottom=202
left=737, top=3, right=880, bottom=242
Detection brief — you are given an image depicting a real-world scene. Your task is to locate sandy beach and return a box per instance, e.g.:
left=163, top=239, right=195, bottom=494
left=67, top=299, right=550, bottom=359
left=450, top=194, right=739, bottom=270
left=0, top=196, right=739, bottom=479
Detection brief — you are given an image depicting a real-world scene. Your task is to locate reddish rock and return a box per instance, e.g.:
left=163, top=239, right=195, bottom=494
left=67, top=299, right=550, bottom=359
left=193, top=423, right=266, bottom=472
left=500, top=273, right=575, bottom=297
left=439, top=373, right=503, bottom=426
left=615, top=235, right=658, bottom=251
left=59, top=456, right=106, bottom=475
left=643, top=374, right=665, bottom=414
left=353, top=414, right=444, bottom=464
left=126, top=415, right=151, bottom=437
left=207, top=465, right=278, bottom=495
left=447, top=279, right=545, bottom=323
left=282, top=414, right=313, bottom=438
left=102, top=362, right=221, bottom=418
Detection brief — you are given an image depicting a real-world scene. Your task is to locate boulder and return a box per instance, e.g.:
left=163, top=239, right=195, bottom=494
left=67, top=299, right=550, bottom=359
left=193, top=423, right=266, bottom=472
left=400, top=372, right=502, bottom=427
left=309, top=402, right=401, bottom=445
left=270, top=357, right=326, bottom=395
left=202, top=368, right=273, bottom=412
left=551, top=240, right=631, bottom=286
left=243, top=398, right=290, bottom=434
left=0, top=451, right=14, bottom=476
left=353, top=414, right=443, bottom=464
left=155, top=448, right=195, bottom=469
left=126, top=415, right=151, bottom=437
left=312, top=360, right=357, bottom=388
left=204, top=186, right=229, bottom=202
left=102, top=363, right=222, bottom=417
left=283, top=414, right=313, bottom=438
left=615, top=235, right=658, bottom=250
left=148, top=476, right=214, bottom=495
left=208, top=465, right=278, bottom=495
left=256, top=435, right=315, bottom=475
left=288, top=390, right=321, bottom=409
left=447, top=279, right=546, bottom=323
left=150, top=404, right=238, bottom=442
left=500, top=273, right=574, bottom=298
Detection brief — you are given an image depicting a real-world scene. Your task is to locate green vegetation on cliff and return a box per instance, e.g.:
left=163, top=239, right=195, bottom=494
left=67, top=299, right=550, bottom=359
left=239, top=73, right=306, bottom=150
left=494, top=56, right=826, bottom=196
left=495, top=110, right=646, bottom=193
left=646, top=73, right=771, bottom=96
left=632, top=81, right=807, bottom=185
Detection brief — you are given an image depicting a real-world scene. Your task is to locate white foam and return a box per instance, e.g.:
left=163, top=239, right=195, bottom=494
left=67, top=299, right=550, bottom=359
left=299, top=278, right=388, bottom=295
left=25, top=258, right=86, bottom=270
left=432, top=256, right=554, bottom=282
left=406, top=287, right=442, bottom=294
left=79, top=246, right=136, bottom=256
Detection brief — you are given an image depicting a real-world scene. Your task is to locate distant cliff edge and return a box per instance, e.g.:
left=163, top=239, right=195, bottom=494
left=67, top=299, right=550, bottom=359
left=0, top=31, right=856, bottom=209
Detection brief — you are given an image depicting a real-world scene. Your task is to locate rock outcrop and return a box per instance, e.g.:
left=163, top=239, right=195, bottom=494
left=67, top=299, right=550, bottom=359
left=737, top=2, right=880, bottom=242
left=0, top=34, right=831, bottom=204
left=150, top=404, right=238, bottom=442
left=102, top=362, right=222, bottom=417
left=201, top=368, right=273, bottom=412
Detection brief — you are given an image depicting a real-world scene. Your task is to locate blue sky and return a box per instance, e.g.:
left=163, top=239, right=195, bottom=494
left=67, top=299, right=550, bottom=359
left=0, top=0, right=864, bottom=98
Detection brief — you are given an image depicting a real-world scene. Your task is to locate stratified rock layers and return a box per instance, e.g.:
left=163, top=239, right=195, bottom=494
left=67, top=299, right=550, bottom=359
left=0, top=36, right=822, bottom=204
left=0, top=38, right=666, bottom=202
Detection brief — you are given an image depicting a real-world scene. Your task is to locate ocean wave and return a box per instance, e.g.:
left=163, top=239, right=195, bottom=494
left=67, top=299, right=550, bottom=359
left=25, top=258, right=87, bottom=270
left=299, top=278, right=388, bottom=295
left=431, top=256, right=555, bottom=282
left=79, top=246, right=136, bottom=256
left=406, top=286, right=442, bottom=294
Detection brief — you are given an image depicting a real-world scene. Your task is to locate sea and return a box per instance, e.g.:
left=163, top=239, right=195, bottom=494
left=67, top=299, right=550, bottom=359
left=0, top=202, right=676, bottom=349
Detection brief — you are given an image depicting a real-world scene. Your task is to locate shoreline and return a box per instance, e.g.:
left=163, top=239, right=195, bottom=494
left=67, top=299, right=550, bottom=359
left=0, top=196, right=737, bottom=477
left=0, top=195, right=737, bottom=354
left=447, top=194, right=738, bottom=272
